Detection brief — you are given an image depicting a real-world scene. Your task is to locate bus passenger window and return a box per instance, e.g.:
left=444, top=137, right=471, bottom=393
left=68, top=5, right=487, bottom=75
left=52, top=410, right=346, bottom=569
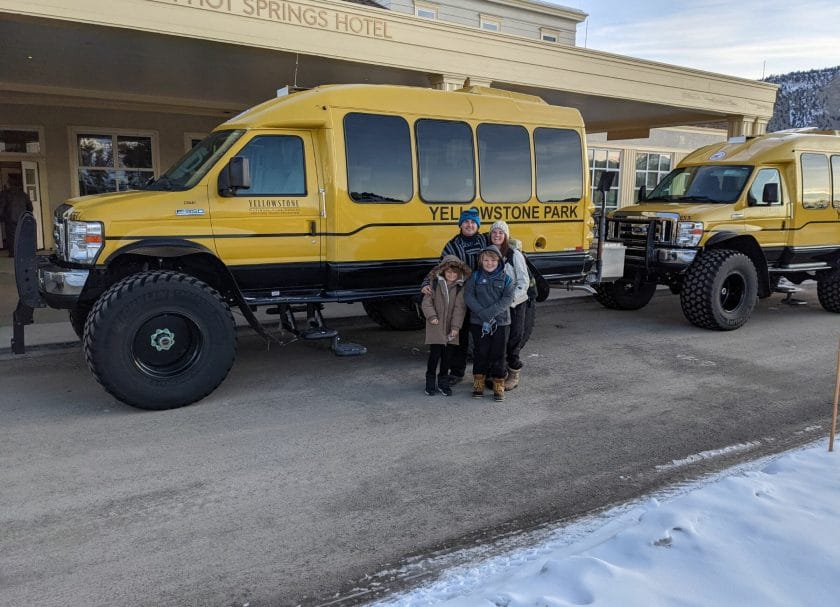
left=416, top=119, right=475, bottom=203
left=801, top=153, right=830, bottom=209
left=534, top=128, right=583, bottom=203
left=344, top=113, right=412, bottom=203
left=478, top=123, right=531, bottom=203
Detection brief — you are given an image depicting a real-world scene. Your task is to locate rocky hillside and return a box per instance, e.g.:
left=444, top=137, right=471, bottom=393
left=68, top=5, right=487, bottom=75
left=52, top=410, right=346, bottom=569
left=765, top=66, right=840, bottom=131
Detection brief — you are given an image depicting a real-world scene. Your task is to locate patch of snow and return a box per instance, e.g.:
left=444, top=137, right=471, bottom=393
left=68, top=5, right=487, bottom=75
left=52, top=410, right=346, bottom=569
left=371, top=440, right=840, bottom=607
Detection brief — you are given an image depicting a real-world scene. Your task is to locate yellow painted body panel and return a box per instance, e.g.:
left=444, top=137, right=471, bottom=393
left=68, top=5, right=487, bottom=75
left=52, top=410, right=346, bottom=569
left=69, top=187, right=216, bottom=261
left=619, top=130, right=840, bottom=250
left=67, top=84, right=591, bottom=270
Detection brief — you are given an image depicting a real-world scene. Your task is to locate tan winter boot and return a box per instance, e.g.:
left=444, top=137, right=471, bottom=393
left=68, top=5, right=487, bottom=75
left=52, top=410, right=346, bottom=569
left=492, top=378, right=505, bottom=402
left=504, top=366, right=521, bottom=391
left=472, top=374, right=486, bottom=397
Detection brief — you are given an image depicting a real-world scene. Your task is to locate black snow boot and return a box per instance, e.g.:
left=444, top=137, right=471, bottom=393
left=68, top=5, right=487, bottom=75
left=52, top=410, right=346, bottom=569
left=437, top=375, right=452, bottom=396
left=425, top=374, right=437, bottom=396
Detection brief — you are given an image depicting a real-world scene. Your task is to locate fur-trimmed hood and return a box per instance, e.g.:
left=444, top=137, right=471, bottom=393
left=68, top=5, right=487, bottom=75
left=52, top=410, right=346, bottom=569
left=427, top=255, right=471, bottom=283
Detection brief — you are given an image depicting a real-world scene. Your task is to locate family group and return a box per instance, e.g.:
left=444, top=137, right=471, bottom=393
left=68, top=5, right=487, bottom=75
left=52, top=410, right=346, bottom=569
left=420, top=207, right=536, bottom=402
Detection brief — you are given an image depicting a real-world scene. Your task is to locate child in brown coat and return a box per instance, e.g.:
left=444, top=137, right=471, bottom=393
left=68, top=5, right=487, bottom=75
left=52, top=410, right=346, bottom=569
left=421, top=255, right=471, bottom=396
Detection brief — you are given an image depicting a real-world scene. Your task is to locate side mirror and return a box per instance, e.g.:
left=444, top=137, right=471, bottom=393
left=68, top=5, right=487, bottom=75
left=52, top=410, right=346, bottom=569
left=597, top=171, right=615, bottom=195
left=763, top=182, right=779, bottom=204
left=637, top=184, right=647, bottom=202
left=218, top=156, right=251, bottom=195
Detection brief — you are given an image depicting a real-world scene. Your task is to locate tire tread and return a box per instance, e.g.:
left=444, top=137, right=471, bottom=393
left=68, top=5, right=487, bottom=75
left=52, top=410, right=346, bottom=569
left=84, top=271, right=236, bottom=409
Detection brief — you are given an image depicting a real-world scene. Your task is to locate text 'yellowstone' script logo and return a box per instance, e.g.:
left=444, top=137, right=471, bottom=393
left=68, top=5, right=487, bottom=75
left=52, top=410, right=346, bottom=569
left=149, top=0, right=394, bottom=39
left=429, top=204, right=579, bottom=223
left=248, top=199, right=301, bottom=214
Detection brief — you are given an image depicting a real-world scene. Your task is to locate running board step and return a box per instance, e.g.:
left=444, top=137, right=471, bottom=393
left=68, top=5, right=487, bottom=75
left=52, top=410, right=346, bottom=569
left=300, top=327, right=339, bottom=340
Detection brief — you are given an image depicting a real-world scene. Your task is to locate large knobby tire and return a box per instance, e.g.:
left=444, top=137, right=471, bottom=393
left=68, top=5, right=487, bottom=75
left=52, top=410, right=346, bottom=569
left=68, top=304, right=91, bottom=340
left=363, top=298, right=423, bottom=330
left=84, top=271, right=236, bottom=410
left=593, top=278, right=657, bottom=310
left=817, top=273, right=840, bottom=313
left=680, top=249, right=758, bottom=330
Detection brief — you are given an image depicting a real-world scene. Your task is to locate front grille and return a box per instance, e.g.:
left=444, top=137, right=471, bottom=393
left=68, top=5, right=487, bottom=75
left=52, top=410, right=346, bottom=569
left=607, top=216, right=677, bottom=262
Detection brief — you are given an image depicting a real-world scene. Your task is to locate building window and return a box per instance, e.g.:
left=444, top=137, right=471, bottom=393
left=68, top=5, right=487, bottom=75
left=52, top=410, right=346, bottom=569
left=480, top=15, right=501, bottom=32
left=801, top=153, right=830, bottom=209
left=589, top=148, right=621, bottom=210
left=74, top=129, right=156, bottom=195
left=534, top=128, right=583, bottom=203
left=344, top=113, right=412, bottom=203
left=416, top=119, right=475, bottom=203
left=0, top=128, right=41, bottom=154
left=414, top=2, right=437, bottom=19
left=635, top=152, right=672, bottom=197
left=477, top=123, right=531, bottom=203
left=233, top=135, right=306, bottom=197
left=184, top=132, right=208, bottom=151
left=540, top=28, right=559, bottom=43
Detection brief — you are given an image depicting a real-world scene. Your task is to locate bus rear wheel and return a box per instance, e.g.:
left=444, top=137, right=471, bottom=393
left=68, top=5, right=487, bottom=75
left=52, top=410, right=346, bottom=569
left=817, top=272, right=840, bottom=313
left=593, top=278, right=657, bottom=310
left=363, top=299, right=424, bottom=330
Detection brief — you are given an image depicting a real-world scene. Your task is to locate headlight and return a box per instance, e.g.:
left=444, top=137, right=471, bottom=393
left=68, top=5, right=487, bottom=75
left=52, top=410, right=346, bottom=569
left=676, top=221, right=703, bottom=247
left=66, top=220, right=104, bottom=264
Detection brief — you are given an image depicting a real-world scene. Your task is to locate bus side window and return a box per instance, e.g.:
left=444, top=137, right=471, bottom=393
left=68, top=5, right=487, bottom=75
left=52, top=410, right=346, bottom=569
left=344, top=113, right=413, bottom=203
left=534, top=128, right=583, bottom=203
left=416, top=119, right=475, bottom=203
left=801, top=153, right=830, bottom=209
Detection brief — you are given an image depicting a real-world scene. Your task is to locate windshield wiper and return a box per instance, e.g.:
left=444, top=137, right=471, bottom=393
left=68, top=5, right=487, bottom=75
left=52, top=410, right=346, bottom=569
left=144, top=175, right=175, bottom=191
left=677, top=195, right=721, bottom=203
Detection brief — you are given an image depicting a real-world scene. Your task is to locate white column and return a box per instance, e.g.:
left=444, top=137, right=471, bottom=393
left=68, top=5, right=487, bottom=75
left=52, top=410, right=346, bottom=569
left=428, top=73, right=467, bottom=91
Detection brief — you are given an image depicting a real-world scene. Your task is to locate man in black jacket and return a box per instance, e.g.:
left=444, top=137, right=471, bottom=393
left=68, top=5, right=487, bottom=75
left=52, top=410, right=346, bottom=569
left=1, top=176, right=34, bottom=257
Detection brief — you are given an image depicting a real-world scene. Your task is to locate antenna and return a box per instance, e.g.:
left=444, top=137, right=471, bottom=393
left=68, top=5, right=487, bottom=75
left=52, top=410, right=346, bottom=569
left=293, top=53, right=300, bottom=88
left=762, top=60, right=766, bottom=79
left=584, top=18, right=588, bottom=48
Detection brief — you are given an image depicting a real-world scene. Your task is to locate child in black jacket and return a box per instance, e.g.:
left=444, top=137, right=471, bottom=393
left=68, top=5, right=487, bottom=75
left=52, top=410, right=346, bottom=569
left=464, top=245, right=515, bottom=401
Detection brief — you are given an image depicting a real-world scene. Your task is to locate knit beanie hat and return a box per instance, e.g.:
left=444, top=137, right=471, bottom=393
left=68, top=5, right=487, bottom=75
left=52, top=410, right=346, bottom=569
left=458, top=207, right=481, bottom=228
left=480, top=244, right=503, bottom=263
left=490, top=220, right=510, bottom=238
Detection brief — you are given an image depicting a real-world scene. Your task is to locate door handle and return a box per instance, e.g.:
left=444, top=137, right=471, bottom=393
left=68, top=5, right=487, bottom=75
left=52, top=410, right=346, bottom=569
left=309, top=220, right=317, bottom=236
left=730, top=212, right=744, bottom=219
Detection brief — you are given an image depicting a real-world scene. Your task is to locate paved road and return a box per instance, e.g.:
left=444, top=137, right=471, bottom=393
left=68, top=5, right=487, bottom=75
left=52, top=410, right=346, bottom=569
left=1, top=287, right=837, bottom=606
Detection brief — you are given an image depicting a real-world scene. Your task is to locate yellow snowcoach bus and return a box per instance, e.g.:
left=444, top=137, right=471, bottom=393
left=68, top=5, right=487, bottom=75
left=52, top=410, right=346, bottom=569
left=596, top=128, right=840, bottom=330
left=14, top=84, right=608, bottom=409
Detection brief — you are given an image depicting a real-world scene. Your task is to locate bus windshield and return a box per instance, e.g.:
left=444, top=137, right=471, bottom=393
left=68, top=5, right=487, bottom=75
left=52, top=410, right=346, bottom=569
left=645, top=165, right=753, bottom=204
left=143, top=129, right=245, bottom=191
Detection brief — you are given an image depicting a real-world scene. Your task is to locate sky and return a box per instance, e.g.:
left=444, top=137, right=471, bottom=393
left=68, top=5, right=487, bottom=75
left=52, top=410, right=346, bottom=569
left=552, top=0, right=840, bottom=80
left=371, top=439, right=840, bottom=606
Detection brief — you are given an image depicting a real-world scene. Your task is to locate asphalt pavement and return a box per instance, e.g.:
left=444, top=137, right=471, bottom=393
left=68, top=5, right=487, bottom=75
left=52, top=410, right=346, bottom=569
left=1, top=283, right=837, bottom=607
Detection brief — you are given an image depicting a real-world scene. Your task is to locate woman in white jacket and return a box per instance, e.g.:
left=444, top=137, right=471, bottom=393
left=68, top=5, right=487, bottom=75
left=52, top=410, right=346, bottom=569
left=489, top=221, right=531, bottom=390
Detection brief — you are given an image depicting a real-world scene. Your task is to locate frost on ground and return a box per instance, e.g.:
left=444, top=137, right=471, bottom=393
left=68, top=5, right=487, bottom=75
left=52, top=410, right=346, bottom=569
left=372, top=441, right=840, bottom=607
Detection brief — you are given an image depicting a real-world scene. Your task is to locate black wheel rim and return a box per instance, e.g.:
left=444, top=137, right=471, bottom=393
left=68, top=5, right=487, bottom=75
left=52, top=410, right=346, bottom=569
left=132, top=313, right=202, bottom=378
left=720, top=273, right=746, bottom=312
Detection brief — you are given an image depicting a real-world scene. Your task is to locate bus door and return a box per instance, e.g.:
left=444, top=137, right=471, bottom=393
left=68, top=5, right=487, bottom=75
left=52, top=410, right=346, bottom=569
left=211, top=131, right=324, bottom=292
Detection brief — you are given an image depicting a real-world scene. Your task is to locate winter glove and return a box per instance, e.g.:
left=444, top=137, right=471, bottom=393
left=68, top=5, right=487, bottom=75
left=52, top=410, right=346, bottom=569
left=481, top=319, right=497, bottom=337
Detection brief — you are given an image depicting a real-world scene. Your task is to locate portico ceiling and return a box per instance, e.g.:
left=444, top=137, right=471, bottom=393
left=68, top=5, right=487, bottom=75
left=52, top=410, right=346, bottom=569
left=0, top=0, right=777, bottom=135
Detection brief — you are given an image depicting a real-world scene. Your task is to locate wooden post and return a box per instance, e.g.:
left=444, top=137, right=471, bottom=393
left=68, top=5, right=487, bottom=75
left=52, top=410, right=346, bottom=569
left=830, top=336, right=840, bottom=452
